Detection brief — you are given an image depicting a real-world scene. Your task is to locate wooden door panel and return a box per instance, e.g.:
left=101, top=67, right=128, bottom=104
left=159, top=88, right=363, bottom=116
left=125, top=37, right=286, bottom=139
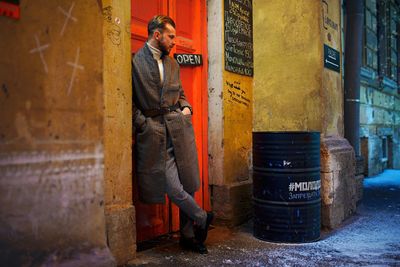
left=176, top=0, right=195, bottom=43
left=131, top=0, right=167, bottom=52
left=131, top=0, right=165, bottom=24
left=169, top=0, right=205, bottom=232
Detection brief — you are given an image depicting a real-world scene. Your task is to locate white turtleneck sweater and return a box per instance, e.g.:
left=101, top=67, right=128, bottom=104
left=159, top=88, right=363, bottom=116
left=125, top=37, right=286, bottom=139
left=147, top=42, right=164, bottom=84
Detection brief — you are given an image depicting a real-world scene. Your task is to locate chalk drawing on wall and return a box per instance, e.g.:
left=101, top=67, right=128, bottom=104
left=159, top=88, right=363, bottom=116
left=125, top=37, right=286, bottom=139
left=29, top=34, right=50, bottom=73
left=58, top=2, right=77, bottom=36
left=66, top=47, right=84, bottom=95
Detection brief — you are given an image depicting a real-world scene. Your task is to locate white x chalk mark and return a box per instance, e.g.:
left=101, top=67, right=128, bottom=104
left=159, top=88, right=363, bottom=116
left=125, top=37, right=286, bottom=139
left=29, top=35, right=50, bottom=73
left=67, top=47, right=84, bottom=95
left=58, top=2, right=77, bottom=36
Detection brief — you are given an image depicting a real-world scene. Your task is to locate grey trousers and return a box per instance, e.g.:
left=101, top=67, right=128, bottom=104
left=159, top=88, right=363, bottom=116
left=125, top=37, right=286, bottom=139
left=165, top=145, right=207, bottom=238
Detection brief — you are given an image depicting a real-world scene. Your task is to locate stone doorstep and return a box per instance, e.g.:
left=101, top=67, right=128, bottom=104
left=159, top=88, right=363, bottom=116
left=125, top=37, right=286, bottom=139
left=211, top=181, right=253, bottom=227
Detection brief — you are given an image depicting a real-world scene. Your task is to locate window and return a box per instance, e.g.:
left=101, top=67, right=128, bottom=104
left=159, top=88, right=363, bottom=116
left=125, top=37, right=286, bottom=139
left=364, top=0, right=378, bottom=70
left=382, top=136, right=388, bottom=162
left=378, top=0, right=399, bottom=82
left=387, top=2, right=399, bottom=81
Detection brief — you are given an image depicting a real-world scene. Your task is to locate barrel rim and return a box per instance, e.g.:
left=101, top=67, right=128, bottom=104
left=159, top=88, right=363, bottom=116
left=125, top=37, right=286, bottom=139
left=253, top=234, right=321, bottom=244
left=253, top=131, right=321, bottom=135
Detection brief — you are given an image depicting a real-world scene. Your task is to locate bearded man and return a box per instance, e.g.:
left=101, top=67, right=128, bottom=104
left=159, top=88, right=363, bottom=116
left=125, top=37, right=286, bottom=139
left=132, top=15, right=213, bottom=254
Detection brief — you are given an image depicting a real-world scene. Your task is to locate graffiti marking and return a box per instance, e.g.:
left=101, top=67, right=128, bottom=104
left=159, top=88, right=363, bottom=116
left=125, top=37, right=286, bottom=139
left=58, top=2, right=77, bottom=36
left=29, top=34, right=50, bottom=73
left=66, top=47, right=84, bottom=95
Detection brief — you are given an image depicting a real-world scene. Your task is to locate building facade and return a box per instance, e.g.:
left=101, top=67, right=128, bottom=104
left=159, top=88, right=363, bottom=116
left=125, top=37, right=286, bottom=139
left=359, top=0, right=400, bottom=176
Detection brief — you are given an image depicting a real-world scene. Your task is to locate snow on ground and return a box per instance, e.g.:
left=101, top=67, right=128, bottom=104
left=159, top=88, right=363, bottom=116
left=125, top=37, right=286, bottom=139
left=130, top=170, right=400, bottom=267
left=364, top=169, right=400, bottom=188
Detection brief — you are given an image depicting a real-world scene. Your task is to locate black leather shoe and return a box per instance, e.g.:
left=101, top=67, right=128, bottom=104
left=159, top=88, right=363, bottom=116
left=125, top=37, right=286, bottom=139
left=195, top=211, right=214, bottom=243
left=179, top=237, right=208, bottom=254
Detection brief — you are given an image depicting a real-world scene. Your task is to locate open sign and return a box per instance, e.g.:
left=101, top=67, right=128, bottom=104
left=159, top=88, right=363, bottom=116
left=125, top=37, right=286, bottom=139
left=174, top=53, right=203, bottom=66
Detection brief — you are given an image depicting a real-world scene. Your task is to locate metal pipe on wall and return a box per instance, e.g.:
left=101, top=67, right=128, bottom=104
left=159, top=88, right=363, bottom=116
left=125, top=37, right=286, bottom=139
left=344, top=0, right=364, bottom=157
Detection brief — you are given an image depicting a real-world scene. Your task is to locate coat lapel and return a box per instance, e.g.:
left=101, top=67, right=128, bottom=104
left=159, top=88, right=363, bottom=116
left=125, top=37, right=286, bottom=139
left=162, top=57, right=171, bottom=91
left=143, top=45, right=163, bottom=90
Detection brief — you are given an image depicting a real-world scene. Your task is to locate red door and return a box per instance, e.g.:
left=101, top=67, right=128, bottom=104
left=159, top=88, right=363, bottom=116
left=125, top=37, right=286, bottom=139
left=131, top=0, right=209, bottom=242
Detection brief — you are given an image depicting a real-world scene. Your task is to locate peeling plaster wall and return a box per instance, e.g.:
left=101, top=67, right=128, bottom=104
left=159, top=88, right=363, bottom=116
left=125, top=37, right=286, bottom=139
left=0, top=0, right=113, bottom=264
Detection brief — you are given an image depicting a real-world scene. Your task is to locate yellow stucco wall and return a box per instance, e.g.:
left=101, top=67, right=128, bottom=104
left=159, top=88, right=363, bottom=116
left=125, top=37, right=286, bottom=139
left=253, top=0, right=343, bottom=136
left=322, top=0, right=343, bottom=136
left=223, top=71, right=253, bottom=183
left=221, top=1, right=253, bottom=185
left=253, top=0, right=323, bottom=132
left=0, top=0, right=107, bottom=250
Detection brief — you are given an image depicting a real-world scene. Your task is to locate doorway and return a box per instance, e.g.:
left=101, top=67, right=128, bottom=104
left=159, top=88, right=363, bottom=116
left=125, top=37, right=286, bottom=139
left=131, top=0, right=209, bottom=242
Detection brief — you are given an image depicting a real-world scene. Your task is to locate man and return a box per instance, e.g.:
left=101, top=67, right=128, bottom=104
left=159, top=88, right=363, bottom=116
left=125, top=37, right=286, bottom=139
left=132, top=15, right=213, bottom=254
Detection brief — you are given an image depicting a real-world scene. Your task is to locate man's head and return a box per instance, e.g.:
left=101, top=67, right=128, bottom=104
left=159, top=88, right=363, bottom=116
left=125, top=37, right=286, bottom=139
left=148, top=15, right=176, bottom=56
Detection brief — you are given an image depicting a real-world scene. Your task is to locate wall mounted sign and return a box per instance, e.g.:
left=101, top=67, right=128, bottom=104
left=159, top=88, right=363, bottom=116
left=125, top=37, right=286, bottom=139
left=174, top=53, right=202, bottom=66
left=0, top=0, right=20, bottom=19
left=324, top=44, right=340, bottom=73
left=322, top=0, right=339, bottom=32
left=224, top=0, right=253, bottom=77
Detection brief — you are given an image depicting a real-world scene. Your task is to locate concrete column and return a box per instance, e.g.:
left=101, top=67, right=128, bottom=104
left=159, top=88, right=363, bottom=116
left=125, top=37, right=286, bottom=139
left=102, top=0, right=136, bottom=265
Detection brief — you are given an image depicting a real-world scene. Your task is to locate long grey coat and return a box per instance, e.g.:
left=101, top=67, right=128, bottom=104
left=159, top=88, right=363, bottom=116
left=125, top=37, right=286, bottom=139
left=132, top=44, right=200, bottom=204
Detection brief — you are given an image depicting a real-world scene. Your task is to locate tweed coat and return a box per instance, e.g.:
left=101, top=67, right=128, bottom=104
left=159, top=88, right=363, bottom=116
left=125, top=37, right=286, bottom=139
left=132, top=44, right=200, bottom=204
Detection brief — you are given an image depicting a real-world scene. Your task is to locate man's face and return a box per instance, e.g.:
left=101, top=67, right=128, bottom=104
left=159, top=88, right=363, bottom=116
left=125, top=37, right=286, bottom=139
left=156, top=23, right=176, bottom=56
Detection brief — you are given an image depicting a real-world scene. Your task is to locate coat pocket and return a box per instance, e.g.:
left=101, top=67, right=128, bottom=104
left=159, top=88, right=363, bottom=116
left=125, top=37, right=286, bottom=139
left=134, top=120, right=166, bottom=174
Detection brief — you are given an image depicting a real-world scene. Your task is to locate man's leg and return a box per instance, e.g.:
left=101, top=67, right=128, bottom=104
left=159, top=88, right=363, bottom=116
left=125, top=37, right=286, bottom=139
left=165, top=146, right=208, bottom=253
left=165, top=146, right=207, bottom=229
left=179, top=194, right=195, bottom=239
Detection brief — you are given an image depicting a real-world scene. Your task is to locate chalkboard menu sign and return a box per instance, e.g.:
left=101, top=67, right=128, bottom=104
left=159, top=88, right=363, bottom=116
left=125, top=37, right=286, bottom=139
left=224, top=0, right=253, bottom=77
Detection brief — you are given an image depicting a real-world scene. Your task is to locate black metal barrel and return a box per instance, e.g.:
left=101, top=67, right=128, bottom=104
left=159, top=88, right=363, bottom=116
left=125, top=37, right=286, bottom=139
left=252, top=131, right=321, bottom=243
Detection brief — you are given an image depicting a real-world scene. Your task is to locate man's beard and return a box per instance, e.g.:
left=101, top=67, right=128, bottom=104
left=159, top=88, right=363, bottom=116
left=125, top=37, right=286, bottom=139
left=157, top=38, right=170, bottom=56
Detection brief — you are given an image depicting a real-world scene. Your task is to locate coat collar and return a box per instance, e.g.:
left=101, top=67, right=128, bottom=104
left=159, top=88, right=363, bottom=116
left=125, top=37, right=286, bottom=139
left=146, top=42, right=162, bottom=60
left=142, top=44, right=172, bottom=90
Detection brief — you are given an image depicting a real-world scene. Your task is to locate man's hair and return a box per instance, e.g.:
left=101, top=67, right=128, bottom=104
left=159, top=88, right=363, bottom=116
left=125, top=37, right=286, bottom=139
left=147, top=15, right=176, bottom=37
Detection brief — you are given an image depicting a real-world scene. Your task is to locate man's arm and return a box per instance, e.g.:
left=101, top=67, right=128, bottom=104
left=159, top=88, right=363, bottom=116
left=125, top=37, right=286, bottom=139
left=132, top=57, right=147, bottom=129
